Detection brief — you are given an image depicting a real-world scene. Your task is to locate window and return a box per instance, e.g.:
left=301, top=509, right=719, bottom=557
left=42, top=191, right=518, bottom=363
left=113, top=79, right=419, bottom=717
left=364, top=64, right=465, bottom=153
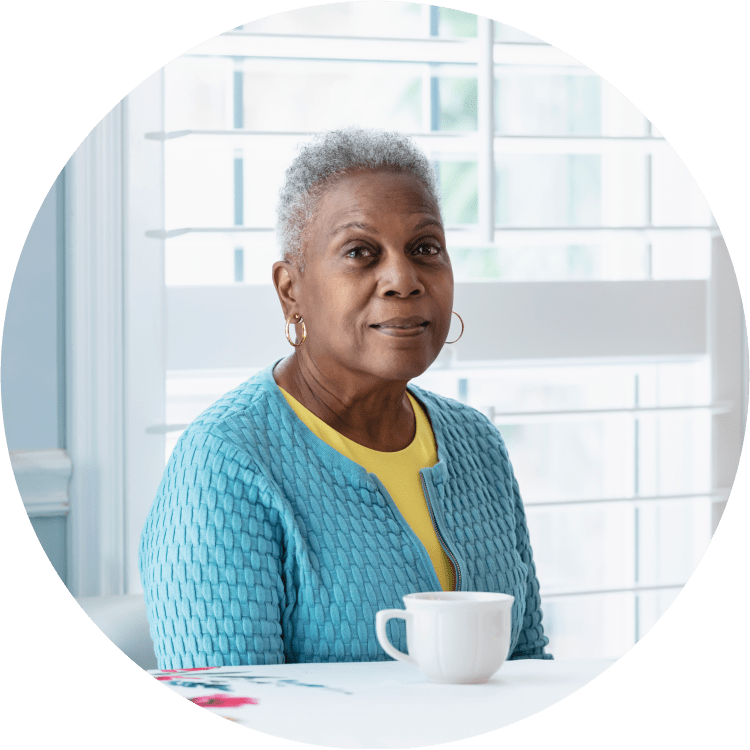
left=109, top=3, right=740, bottom=660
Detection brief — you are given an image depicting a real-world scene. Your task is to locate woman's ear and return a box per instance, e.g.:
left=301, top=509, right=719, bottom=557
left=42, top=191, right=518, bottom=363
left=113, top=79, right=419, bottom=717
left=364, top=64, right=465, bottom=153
left=272, top=260, right=298, bottom=318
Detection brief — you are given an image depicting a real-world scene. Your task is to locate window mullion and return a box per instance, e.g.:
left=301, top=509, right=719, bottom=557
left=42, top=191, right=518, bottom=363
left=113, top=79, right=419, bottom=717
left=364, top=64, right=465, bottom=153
left=477, top=16, right=494, bottom=244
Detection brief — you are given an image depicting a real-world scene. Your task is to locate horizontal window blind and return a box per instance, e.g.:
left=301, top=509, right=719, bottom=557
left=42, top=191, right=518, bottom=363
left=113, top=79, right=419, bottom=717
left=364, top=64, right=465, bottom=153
left=164, top=280, right=707, bottom=370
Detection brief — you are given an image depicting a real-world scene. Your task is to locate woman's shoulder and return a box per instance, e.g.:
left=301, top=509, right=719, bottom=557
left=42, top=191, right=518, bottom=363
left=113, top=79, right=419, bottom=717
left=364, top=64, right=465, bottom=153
left=170, top=364, right=287, bottom=457
left=408, top=382, right=510, bottom=455
left=409, top=382, right=494, bottom=427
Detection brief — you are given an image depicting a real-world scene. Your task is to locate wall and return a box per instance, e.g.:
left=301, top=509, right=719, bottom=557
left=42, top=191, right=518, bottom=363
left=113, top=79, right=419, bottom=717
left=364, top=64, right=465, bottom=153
left=1, top=173, right=67, bottom=585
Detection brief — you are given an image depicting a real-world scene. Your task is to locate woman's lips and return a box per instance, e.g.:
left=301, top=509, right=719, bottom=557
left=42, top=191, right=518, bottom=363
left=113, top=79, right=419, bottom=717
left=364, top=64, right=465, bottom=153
left=370, top=323, right=429, bottom=338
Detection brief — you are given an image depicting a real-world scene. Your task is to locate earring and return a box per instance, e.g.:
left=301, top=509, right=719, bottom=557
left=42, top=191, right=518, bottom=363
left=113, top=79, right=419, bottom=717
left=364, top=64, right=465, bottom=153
left=445, top=311, right=464, bottom=344
left=285, top=313, right=307, bottom=347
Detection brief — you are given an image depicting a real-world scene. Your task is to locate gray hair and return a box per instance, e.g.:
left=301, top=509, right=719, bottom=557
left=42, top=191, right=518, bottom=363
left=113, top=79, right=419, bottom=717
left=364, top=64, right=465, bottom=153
left=276, top=127, right=441, bottom=266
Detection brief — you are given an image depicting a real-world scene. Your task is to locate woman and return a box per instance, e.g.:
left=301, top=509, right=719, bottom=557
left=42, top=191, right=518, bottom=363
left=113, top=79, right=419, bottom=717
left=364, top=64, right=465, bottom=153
left=139, top=128, right=551, bottom=668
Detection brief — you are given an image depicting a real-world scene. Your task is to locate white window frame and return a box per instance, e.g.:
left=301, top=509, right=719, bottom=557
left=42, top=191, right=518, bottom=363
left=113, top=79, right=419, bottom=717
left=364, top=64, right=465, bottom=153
left=65, top=103, right=126, bottom=597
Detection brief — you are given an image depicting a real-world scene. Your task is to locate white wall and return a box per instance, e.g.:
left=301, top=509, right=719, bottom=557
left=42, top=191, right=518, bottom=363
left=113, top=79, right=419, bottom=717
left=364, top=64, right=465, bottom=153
left=2, top=176, right=64, bottom=450
left=1, top=173, right=67, bottom=585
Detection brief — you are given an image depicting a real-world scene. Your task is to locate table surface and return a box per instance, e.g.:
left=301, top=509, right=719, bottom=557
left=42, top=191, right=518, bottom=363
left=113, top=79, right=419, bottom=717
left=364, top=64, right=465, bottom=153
left=151, top=658, right=614, bottom=748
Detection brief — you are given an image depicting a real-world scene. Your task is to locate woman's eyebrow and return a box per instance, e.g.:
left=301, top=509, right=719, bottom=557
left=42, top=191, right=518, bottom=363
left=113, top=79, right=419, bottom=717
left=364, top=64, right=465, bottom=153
left=330, top=221, right=374, bottom=237
left=329, top=216, right=444, bottom=238
left=412, top=218, right=444, bottom=231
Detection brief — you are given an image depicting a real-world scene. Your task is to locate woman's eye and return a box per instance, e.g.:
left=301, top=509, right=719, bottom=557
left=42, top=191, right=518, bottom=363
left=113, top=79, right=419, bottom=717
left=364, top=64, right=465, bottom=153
left=345, top=247, right=372, bottom=258
left=414, top=243, right=440, bottom=256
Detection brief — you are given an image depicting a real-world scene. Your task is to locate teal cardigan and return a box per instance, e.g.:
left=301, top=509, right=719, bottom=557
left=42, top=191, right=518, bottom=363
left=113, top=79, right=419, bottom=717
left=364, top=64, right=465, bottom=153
left=139, top=363, right=552, bottom=668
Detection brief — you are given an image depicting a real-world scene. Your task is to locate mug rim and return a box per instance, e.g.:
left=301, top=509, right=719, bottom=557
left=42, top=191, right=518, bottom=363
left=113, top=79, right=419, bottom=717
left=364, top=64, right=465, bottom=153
left=403, top=591, right=514, bottom=606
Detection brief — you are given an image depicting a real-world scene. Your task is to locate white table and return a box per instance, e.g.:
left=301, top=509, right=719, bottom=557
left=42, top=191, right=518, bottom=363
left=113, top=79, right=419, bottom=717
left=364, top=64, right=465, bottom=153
left=151, top=658, right=613, bottom=747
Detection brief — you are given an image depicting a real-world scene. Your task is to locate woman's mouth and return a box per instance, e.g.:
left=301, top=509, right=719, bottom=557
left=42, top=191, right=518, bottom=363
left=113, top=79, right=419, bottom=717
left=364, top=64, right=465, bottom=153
left=370, top=317, right=429, bottom=337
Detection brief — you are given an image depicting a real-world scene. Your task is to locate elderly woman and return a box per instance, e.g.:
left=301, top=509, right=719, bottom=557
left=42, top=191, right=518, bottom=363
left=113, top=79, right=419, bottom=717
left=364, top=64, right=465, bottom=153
left=139, top=128, right=551, bottom=668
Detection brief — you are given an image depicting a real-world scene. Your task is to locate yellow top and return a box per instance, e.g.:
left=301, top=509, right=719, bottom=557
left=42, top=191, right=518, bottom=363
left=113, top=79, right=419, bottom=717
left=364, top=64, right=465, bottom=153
left=278, top=386, right=455, bottom=591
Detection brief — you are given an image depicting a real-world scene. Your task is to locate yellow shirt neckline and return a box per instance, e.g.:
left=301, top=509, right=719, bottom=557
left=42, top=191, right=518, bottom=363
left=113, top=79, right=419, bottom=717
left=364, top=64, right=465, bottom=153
left=278, top=386, right=426, bottom=456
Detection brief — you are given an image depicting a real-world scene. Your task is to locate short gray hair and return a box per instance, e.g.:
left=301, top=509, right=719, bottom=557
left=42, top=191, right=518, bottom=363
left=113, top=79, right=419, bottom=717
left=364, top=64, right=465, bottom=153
left=276, top=127, right=441, bottom=266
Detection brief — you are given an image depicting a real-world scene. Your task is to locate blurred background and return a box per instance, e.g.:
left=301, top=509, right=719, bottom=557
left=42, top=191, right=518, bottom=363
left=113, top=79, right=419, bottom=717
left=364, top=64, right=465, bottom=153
left=2, top=2, right=746, bottom=663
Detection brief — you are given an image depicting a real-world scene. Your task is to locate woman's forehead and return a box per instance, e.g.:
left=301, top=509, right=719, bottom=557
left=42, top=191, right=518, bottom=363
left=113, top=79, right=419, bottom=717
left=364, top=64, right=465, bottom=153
left=318, top=169, right=441, bottom=220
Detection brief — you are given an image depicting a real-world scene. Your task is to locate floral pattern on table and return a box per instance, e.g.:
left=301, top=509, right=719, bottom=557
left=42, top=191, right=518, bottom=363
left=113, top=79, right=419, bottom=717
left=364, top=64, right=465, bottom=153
left=150, top=666, right=353, bottom=696
left=150, top=665, right=356, bottom=723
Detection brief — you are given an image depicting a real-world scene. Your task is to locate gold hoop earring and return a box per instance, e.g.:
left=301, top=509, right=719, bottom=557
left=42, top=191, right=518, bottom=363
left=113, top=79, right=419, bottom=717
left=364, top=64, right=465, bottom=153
left=285, top=313, right=307, bottom=347
left=445, top=310, right=464, bottom=344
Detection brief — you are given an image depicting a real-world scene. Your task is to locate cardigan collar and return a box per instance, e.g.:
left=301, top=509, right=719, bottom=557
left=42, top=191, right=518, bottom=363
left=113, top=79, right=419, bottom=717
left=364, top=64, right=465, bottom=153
left=255, top=361, right=450, bottom=489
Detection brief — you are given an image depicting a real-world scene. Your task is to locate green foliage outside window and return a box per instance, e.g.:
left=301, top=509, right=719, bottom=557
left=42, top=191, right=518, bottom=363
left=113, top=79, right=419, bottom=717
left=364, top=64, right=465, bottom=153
left=438, top=7, right=477, bottom=37
left=437, top=161, right=478, bottom=224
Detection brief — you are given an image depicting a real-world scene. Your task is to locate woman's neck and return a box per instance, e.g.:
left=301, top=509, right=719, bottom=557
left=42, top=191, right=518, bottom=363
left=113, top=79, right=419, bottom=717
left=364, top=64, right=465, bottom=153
left=272, top=354, right=416, bottom=452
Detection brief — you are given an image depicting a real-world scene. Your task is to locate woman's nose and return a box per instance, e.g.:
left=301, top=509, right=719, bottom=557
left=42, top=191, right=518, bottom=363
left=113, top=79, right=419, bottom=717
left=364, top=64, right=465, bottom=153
left=378, top=251, right=425, bottom=298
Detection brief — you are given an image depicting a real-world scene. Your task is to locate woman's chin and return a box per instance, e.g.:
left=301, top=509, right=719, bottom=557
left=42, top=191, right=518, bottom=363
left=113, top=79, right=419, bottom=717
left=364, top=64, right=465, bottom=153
left=365, top=349, right=437, bottom=383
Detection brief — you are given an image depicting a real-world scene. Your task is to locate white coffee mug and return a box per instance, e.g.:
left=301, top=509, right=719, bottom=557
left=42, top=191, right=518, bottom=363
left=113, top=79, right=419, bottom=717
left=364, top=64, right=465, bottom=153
left=376, top=591, right=514, bottom=684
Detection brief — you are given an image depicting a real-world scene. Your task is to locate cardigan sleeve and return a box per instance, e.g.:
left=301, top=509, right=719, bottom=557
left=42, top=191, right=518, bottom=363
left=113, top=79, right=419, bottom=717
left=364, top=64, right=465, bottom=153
left=139, top=427, right=287, bottom=669
left=507, top=470, right=554, bottom=660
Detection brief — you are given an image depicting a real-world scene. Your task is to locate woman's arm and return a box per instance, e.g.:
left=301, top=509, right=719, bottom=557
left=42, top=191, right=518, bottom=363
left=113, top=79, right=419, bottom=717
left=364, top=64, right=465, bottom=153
left=507, top=470, right=553, bottom=660
left=139, top=428, right=287, bottom=669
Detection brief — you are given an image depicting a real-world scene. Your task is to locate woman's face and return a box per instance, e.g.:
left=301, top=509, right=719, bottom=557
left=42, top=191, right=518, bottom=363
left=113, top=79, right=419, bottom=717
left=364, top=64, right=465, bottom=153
left=276, top=168, right=454, bottom=386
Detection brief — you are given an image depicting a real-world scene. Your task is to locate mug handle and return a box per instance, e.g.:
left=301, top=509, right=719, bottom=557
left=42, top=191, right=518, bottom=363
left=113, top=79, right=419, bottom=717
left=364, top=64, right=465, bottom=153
left=375, top=609, right=415, bottom=664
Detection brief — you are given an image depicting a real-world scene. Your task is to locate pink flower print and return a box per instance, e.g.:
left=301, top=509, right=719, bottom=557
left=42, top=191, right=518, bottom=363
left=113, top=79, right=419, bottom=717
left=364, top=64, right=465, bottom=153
left=190, top=694, right=259, bottom=708
left=155, top=667, right=218, bottom=682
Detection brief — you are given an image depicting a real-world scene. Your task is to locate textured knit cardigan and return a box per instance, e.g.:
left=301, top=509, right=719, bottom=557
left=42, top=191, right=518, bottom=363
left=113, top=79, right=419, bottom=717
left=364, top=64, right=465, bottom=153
left=139, top=363, right=552, bottom=669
